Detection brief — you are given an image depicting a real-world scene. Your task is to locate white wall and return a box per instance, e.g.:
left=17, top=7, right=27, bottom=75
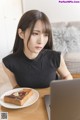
left=0, top=0, right=22, bottom=60
left=22, top=0, right=80, bottom=22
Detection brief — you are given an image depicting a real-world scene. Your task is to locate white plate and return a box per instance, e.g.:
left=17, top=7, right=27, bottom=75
left=0, top=88, right=39, bottom=109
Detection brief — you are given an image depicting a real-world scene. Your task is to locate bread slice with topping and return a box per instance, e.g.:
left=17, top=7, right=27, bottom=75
left=4, top=89, right=33, bottom=106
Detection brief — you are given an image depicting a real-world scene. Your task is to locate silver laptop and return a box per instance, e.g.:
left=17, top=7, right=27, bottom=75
left=44, top=78, right=80, bottom=120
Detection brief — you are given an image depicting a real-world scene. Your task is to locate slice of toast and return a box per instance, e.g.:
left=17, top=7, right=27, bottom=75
left=4, top=89, right=33, bottom=106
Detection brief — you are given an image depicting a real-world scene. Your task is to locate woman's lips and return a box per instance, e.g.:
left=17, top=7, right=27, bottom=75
left=35, top=46, right=42, bottom=50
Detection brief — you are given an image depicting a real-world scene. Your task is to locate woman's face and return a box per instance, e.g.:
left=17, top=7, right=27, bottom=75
left=19, top=20, right=48, bottom=57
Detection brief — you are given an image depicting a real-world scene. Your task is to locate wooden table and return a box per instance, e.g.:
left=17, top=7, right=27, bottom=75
left=0, top=73, right=80, bottom=120
left=0, top=87, right=50, bottom=120
left=71, top=73, right=80, bottom=78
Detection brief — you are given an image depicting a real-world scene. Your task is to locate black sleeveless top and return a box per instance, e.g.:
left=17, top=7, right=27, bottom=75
left=2, top=49, right=61, bottom=88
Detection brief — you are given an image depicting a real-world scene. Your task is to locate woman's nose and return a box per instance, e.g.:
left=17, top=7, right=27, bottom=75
left=37, top=35, right=44, bottom=44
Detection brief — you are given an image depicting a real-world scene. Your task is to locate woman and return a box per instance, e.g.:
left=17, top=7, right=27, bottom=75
left=2, top=10, right=73, bottom=88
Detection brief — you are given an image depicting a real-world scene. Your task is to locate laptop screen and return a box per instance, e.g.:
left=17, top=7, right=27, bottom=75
left=50, top=79, right=80, bottom=120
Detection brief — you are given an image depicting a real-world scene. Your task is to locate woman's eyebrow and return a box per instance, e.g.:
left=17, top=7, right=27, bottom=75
left=33, top=30, right=41, bottom=32
left=33, top=29, right=47, bottom=33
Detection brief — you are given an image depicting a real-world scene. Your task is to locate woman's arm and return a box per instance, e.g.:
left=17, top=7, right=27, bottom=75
left=2, top=63, right=18, bottom=88
left=57, top=54, right=73, bottom=80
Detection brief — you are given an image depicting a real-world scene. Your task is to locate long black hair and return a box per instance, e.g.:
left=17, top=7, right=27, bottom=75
left=13, top=10, right=53, bottom=54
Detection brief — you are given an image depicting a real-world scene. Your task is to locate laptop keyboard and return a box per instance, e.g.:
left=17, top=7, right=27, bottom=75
left=44, top=95, right=50, bottom=120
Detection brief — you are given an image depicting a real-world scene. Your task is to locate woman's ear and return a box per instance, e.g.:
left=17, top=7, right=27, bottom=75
left=18, top=28, right=24, bottom=39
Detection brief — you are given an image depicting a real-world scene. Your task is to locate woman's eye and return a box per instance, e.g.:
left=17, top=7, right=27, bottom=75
left=44, top=33, right=48, bottom=36
left=32, top=32, right=38, bottom=35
